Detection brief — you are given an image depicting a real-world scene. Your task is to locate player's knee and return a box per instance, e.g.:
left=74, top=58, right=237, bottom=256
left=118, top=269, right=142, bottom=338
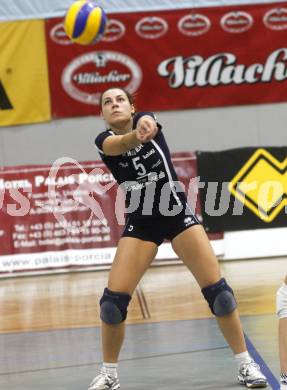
left=100, top=287, right=132, bottom=324
left=276, top=283, right=287, bottom=319
left=201, top=278, right=237, bottom=317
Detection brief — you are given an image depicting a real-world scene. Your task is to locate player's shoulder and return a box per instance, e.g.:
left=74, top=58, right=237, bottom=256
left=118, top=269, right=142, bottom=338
left=95, top=129, right=115, bottom=154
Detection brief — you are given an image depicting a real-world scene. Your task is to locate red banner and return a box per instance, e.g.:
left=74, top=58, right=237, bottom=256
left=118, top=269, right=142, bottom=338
left=46, top=2, right=287, bottom=118
left=0, top=153, right=209, bottom=274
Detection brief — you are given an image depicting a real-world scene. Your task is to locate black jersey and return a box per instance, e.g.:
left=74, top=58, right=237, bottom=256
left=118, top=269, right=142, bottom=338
left=95, top=112, right=187, bottom=218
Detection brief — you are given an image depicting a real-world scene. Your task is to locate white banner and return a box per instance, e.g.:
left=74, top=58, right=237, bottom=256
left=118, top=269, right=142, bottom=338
left=0, top=241, right=224, bottom=275
left=1, top=0, right=286, bottom=21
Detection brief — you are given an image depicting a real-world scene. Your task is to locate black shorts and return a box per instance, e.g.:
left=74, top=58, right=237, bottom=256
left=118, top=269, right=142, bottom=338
left=122, top=207, right=200, bottom=246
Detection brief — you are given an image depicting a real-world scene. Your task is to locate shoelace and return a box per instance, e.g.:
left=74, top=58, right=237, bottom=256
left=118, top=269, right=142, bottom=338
left=241, top=362, right=264, bottom=378
left=91, top=373, right=115, bottom=386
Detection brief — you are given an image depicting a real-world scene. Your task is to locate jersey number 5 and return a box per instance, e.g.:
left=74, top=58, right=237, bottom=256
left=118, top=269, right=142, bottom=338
left=132, top=156, right=146, bottom=176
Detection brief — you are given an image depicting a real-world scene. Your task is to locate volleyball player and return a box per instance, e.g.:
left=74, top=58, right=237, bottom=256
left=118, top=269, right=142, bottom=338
left=277, top=274, right=287, bottom=388
left=87, top=87, right=267, bottom=389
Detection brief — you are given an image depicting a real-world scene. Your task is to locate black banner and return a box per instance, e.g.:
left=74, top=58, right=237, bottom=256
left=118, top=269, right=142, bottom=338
left=197, top=147, right=287, bottom=233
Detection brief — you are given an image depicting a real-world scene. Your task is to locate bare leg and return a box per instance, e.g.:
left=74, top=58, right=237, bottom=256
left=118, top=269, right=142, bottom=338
left=279, top=275, right=287, bottom=375
left=279, top=318, right=287, bottom=373
left=216, top=311, right=246, bottom=354
left=102, top=237, right=158, bottom=362
left=102, top=322, right=125, bottom=363
left=171, top=225, right=246, bottom=354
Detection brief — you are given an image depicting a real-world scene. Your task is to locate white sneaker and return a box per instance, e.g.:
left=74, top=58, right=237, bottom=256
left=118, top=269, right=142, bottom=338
left=281, top=374, right=287, bottom=389
left=238, top=361, right=267, bottom=388
left=88, top=369, right=120, bottom=390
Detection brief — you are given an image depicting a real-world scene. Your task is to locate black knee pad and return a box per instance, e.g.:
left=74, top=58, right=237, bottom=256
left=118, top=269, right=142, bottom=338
left=201, top=278, right=237, bottom=317
left=100, top=287, right=132, bottom=324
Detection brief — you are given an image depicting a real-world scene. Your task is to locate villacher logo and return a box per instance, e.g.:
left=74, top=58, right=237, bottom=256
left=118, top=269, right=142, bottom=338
left=61, top=51, right=142, bottom=105
left=220, top=11, right=253, bottom=33
left=263, top=8, right=287, bottom=30
left=50, top=23, right=73, bottom=45
left=135, top=16, right=168, bottom=39
left=178, top=13, right=211, bottom=36
left=157, top=48, right=287, bottom=89
left=102, top=19, right=126, bottom=42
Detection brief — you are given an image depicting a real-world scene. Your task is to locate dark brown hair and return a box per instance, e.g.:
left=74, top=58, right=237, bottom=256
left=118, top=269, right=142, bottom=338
left=99, top=87, right=134, bottom=110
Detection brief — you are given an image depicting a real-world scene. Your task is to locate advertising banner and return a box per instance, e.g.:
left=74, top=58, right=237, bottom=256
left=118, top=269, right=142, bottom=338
left=197, top=147, right=287, bottom=232
left=2, top=1, right=287, bottom=22
left=0, top=153, right=203, bottom=274
left=0, top=20, right=51, bottom=126
left=46, top=2, right=287, bottom=118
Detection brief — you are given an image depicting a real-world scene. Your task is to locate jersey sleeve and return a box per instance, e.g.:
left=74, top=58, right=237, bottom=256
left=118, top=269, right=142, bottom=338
left=133, top=112, right=162, bottom=130
left=95, top=131, right=112, bottom=155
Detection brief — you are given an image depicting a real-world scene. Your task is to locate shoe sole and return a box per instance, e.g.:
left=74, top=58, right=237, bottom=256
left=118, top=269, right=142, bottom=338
left=238, top=378, right=267, bottom=388
left=88, top=380, right=120, bottom=390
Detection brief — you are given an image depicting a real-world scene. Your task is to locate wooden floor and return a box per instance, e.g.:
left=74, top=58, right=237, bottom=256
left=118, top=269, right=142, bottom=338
left=1, top=256, right=286, bottom=333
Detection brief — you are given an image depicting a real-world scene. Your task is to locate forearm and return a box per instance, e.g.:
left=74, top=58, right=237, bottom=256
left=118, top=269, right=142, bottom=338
left=102, top=130, right=141, bottom=156
left=101, top=113, right=157, bottom=156
left=121, top=131, right=141, bottom=151
left=120, top=115, right=157, bottom=150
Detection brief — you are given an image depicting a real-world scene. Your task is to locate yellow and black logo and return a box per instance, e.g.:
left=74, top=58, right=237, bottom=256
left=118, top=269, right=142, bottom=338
left=0, top=80, right=13, bottom=110
left=228, top=149, right=287, bottom=222
left=0, top=20, right=51, bottom=126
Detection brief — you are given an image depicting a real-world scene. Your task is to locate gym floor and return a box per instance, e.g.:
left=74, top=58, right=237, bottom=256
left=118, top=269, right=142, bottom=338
left=0, top=256, right=285, bottom=389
